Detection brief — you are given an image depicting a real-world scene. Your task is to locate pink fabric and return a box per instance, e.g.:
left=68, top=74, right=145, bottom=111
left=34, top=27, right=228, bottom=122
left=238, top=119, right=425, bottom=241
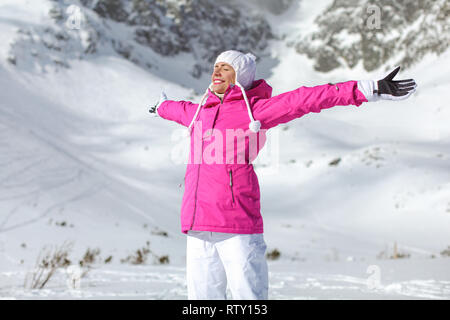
left=157, top=79, right=368, bottom=234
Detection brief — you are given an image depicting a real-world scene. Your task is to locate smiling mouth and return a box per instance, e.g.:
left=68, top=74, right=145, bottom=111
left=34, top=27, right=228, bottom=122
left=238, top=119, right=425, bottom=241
left=213, top=79, right=225, bottom=85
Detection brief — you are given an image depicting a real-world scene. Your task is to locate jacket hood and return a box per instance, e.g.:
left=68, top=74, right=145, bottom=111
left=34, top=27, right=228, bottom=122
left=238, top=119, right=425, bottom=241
left=186, top=79, right=272, bottom=134
left=204, top=79, right=272, bottom=107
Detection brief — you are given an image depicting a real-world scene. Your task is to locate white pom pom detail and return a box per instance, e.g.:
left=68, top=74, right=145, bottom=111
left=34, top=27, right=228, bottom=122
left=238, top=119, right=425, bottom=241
left=249, top=120, right=261, bottom=133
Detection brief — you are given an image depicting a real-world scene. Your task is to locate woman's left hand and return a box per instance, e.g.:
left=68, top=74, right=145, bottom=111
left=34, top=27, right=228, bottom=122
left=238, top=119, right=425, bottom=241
left=374, top=66, right=417, bottom=101
left=357, top=66, right=417, bottom=102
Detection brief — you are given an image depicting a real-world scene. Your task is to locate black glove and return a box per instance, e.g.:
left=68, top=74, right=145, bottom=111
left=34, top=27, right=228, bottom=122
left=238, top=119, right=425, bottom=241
left=148, top=103, right=157, bottom=114
left=374, top=66, right=417, bottom=101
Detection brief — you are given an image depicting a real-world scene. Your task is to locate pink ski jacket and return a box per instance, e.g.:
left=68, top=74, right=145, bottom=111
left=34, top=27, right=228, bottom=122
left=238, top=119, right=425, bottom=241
left=157, top=79, right=368, bottom=234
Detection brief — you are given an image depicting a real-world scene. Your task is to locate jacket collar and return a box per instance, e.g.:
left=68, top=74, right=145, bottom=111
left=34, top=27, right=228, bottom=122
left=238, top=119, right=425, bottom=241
left=203, top=79, right=272, bottom=108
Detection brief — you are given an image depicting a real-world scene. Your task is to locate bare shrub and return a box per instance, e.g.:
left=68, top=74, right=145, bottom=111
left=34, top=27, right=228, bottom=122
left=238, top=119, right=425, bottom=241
left=24, top=241, right=73, bottom=289
left=389, top=242, right=410, bottom=259
left=440, top=246, right=450, bottom=257
left=121, top=241, right=150, bottom=265
left=266, top=248, right=281, bottom=260
left=329, top=158, right=341, bottom=166
left=80, top=247, right=100, bottom=266
left=158, top=255, right=170, bottom=264
left=377, top=242, right=410, bottom=260
left=151, top=227, right=169, bottom=237
left=121, top=241, right=169, bottom=265
left=78, top=247, right=101, bottom=278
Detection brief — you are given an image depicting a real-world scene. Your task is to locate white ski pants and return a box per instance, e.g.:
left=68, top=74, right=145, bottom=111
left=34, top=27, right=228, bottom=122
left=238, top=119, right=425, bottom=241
left=186, top=230, right=269, bottom=300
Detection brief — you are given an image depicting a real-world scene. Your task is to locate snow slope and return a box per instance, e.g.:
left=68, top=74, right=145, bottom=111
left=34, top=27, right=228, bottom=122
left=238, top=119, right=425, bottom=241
left=0, top=0, right=449, bottom=299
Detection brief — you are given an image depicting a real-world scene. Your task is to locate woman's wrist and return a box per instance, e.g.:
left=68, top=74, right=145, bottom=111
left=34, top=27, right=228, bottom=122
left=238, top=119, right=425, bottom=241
left=357, top=80, right=379, bottom=102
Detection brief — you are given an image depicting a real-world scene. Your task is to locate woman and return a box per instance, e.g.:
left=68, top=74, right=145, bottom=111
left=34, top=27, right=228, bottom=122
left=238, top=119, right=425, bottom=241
left=151, top=50, right=417, bottom=299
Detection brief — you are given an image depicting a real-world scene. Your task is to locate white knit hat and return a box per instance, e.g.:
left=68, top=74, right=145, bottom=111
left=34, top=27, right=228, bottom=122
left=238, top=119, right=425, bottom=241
left=215, top=50, right=257, bottom=90
left=186, top=50, right=261, bottom=135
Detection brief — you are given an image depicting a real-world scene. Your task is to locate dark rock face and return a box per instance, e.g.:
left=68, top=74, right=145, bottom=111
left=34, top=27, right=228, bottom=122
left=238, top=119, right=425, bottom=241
left=292, top=0, right=449, bottom=72
left=93, top=0, right=129, bottom=22
left=239, top=0, right=295, bottom=15
left=9, top=0, right=447, bottom=77
left=80, top=0, right=274, bottom=77
left=9, top=0, right=273, bottom=78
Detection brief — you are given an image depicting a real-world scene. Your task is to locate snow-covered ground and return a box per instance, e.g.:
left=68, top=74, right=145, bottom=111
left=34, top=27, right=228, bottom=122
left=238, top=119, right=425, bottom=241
left=2, top=259, right=450, bottom=299
left=0, top=0, right=449, bottom=299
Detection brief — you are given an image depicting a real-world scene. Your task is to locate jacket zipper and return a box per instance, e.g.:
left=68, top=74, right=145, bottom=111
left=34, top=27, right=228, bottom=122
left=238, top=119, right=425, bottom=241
left=216, top=85, right=231, bottom=105
left=229, top=169, right=235, bottom=204
left=189, top=86, right=233, bottom=230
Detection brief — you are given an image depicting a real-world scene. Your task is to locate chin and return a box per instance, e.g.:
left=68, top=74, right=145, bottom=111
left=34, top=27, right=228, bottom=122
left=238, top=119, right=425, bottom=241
left=213, top=85, right=227, bottom=94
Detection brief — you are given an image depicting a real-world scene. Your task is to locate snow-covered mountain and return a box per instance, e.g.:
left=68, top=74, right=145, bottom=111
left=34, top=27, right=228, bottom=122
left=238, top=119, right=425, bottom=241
left=290, top=0, right=449, bottom=72
left=0, top=0, right=449, bottom=299
left=6, top=0, right=273, bottom=92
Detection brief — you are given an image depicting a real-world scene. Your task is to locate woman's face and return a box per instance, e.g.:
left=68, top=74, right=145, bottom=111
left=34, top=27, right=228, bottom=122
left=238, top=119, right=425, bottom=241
left=211, top=62, right=236, bottom=94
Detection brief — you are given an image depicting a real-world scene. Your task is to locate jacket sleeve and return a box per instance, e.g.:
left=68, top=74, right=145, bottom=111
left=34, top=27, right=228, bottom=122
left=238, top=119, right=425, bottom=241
left=156, top=100, right=198, bottom=127
left=251, top=80, right=368, bottom=130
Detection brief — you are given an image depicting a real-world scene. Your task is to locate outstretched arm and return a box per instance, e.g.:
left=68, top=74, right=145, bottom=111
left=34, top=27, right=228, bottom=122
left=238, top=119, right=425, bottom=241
left=251, top=80, right=367, bottom=130
left=149, top=91, right=198, bottom=127
left=251, top=66, right=416, bottom=130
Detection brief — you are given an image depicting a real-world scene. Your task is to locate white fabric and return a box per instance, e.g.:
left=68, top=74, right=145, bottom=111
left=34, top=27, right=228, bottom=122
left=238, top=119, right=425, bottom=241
left=186, top=88, right=210, bottom=135
left=249, top=118, right=262, bottom=132
left=186, top=230, right=269, bottom=300
left=214, top=50, right=257, bottom=90
left=235, top=81, right=261, bottom=132
left=357, top=80, right=378, bottom=102
left=155, top=91, right=168, bottom=117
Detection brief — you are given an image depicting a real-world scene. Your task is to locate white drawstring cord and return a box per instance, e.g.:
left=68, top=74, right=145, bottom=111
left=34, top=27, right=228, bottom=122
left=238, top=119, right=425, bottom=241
left=235, top=81, right=261, bottom=133
left=186, top=87, right=210, bottom=135
left=186, top=81, right=261, bottom=136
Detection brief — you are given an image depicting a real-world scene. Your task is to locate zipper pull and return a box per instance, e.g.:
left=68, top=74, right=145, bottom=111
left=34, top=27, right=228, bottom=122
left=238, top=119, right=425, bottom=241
left=229, top=169, right=235, bottom=204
